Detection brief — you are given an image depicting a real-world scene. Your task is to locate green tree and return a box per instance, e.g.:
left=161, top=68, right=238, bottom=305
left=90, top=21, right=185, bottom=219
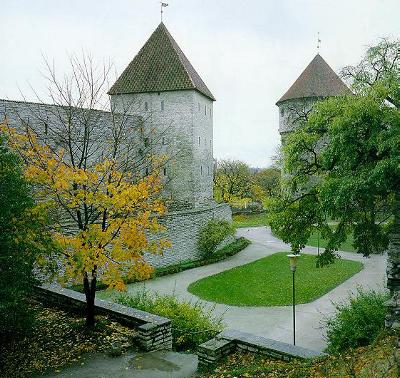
left=254, top=167, right=281, bottom=197
left=0, top=136, right=52, bottom=342
left=268, top=39, right=400, bottom=329
left=213, top=159, right=253, bottom=204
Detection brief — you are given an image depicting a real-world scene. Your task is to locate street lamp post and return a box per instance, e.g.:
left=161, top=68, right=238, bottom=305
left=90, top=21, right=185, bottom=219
left=313, top=223, right=320, bottom=257
left=287, top=254, right=299, bottom=346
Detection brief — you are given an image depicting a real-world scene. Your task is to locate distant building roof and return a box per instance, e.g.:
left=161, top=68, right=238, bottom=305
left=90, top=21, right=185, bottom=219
left=276, top=54, right=351, bottom=105
left=108, top=22, right=215, bottom=101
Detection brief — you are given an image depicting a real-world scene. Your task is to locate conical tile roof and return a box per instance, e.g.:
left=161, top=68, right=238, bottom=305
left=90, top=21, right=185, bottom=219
left=277, top=54, right=351, bottom=104
left=108, top=23, right=215, bottom=101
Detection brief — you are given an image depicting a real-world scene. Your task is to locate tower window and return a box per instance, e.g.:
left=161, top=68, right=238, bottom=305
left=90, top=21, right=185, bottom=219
left=198, top=102, right=201, bottom=111
left=161, top=100, right=165, bottom=111
left=207, top=166, right=210, bottom=175
left=145, top=102, right=148, bottom=111
left=163, top=167, right=167, bottom=176
left=204, top=105, right=207, bottom=115
left=200, top=166, right=203, bottom=175
left=209, top=108, right=212, bottom=117
left=198, top=136, right=201, bottom=146
left=145, top=167, right=149, bottom=176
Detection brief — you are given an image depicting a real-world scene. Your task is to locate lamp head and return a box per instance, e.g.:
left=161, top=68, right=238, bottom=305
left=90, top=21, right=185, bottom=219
left=287, top=254, right=300, bottom=272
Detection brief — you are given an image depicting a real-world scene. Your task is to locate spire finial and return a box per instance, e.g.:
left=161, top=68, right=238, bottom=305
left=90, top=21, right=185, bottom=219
left=317, top=32, right=321, bottom=54
left=160, top=2, right=168, bottom=22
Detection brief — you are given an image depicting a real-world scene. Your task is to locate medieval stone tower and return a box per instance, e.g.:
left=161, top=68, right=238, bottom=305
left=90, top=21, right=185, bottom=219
left=276, top=54, right=351, bottom=141
left=108, top=22, right=215, bottom=209
left=108, top=22, right=231, bottom=267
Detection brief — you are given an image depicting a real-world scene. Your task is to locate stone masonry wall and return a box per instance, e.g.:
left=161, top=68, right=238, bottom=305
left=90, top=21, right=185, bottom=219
left=145, top=202, right=232, bottom=268
left=277, top=97, right=318, bottom=136
left=192, top=90, right=214, bottom=206
left=0, top=97, right=231, bottom=270
left=110, top=89, right=214, bottom=209
left=198, top=329, right=325, bottom=368
left=35, top=285, right=172, bottom=352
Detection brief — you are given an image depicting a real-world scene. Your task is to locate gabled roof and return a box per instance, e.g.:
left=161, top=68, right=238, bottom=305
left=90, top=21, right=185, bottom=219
left=276, top=54, right=351, bottom=104
left=108, top=22, right=215, bottom=101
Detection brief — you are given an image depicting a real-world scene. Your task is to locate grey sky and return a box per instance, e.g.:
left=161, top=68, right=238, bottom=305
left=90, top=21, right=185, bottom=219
left=1, top=0, right=399, bottom=167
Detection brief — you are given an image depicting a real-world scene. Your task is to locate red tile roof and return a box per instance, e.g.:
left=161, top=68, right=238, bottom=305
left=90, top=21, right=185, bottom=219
left=108, top=23, right=215, bottom=101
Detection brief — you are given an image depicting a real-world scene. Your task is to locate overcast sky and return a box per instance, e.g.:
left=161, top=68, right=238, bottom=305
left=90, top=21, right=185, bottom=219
left=1, top=0, right=399, bottom=167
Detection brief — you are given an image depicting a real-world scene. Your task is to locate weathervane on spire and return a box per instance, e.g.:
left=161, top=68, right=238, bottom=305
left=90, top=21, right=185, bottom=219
left=317, top=32, right=321, bottom=54
left=160, top=2, right=168, bottom=22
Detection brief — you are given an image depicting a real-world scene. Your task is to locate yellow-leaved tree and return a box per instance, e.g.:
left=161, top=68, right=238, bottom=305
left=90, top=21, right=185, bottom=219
left=2, top=124, right=170, bottom=325
left=1, top=54, right=171, bottom=325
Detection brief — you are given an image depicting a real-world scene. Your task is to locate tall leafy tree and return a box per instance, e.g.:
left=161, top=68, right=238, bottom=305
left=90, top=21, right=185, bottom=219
left=213, top=159, right=253, bottom=204
left=2, top=122, right=170, bottom=327
left=268, top=39, right=400, bottom=329
left=0, top=135, right=51, bottom=342
left=254, top=167, right=281, bottom=198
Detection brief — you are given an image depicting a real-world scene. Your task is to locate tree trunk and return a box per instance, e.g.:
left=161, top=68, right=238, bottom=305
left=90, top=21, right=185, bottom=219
left=83, top=271, right=97, bottom=327
left=386, top=190, right=400, bottom=331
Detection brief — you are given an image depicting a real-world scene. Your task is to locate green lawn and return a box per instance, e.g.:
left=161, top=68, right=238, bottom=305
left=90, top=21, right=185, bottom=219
left=307, top=230, right=355, bottom=252
left=187, top=252, right=363, bottom=306
left=232, top=213, right=268, bottom=228
left=233, top=213, right=355, bottom=252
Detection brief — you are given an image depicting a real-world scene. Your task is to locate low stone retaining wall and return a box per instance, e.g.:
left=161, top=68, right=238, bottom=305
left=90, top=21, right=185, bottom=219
left=35, top=285, right=172, bottom=352
left=198, top=329, right=326, bottom=367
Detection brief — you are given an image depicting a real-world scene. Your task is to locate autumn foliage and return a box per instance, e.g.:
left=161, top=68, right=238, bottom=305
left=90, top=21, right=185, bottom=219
left=1, top=121, right=170, bottom=324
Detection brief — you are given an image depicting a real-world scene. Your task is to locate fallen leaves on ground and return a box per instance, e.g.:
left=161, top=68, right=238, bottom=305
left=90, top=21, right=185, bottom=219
left=0, top=300, right=138, bottom=378
left=201, top=333, right=399, bottom=378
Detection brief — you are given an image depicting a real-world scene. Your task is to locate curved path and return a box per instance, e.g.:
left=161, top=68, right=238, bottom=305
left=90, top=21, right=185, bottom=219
left=120, top=227, right=387, bottom=352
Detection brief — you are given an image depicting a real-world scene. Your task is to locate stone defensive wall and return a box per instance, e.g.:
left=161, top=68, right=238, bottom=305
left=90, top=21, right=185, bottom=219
left=146, top=202, right=232, bottom=268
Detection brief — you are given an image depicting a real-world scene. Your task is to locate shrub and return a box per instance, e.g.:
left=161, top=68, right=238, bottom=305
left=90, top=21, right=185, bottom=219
left=198, top=220, right=235, bottom=258
left=117, top=290, right=224, bottom=351
left=324, top=287, right=390, bottom=354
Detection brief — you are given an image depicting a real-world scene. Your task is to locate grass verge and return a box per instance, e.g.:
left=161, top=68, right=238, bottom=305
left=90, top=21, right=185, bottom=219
left=307, top=230, right=355, bottom=252
left=188, top=252, right=363, bottom=306
left=233, top=213, right=268, bottom=228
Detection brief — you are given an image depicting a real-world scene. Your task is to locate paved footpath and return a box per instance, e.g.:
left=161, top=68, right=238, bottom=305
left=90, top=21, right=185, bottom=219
left=120, top=227, right=387, bottom=352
